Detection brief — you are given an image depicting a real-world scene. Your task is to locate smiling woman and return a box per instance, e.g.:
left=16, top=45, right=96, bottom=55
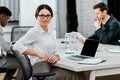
left=35, top=5, right=53, bottom=32
left=13, top=4, right=83, bottom=80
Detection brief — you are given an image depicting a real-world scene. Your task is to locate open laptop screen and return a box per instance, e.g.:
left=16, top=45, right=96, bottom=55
left=81, top=39, right=99, bottom=57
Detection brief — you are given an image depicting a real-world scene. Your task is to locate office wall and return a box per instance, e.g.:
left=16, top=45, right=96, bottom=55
left=76, top=0, right=102, bottom=37
left=0, top=0, right=19, bottom=21
left=57, top=0, right=67, bottom=38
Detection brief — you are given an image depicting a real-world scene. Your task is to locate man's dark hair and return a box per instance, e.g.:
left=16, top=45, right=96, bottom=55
left=93, top=2, right=108, bottom=12
left=0, top=6, right=12, bottom=16
left=35, top=4, right=53, bottom=18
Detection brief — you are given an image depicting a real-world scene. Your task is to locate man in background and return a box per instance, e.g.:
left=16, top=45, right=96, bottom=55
left=87, top=2, right=120, bottom=45
left=0, top=6, right=20, bottom=80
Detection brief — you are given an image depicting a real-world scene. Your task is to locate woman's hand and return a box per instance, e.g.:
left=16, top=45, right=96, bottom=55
left=37, top=53, right=49, bottom=61
left=47, top=54, right=59, bottom=64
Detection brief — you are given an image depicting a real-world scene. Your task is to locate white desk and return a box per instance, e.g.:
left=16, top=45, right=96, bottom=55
left=54, top=39, right=120, bottom=80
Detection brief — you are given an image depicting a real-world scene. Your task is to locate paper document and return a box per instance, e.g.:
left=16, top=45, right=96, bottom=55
left=71, top=32, right=86, bottom=40
left=107, top=47, right=120, bottom=53
left=78, top=58, right=106, bottom=65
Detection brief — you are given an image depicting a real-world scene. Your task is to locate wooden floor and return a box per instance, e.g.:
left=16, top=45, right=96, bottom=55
left=0, top=73, right=6, bottom=80
left=84, top=71, right=120, bottom=80
left=1, top=72, right=120, bottom=80
left=96, top=75, right=120, bottom=80
left=0, top=70, right=18, bottom=80
left=0, top=73, right=16, bottom=80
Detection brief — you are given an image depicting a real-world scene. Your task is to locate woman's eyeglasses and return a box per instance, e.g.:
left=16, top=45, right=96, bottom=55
left=38, top=14, right=51, bottom=19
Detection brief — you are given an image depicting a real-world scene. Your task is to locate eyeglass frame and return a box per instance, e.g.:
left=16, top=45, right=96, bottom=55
left=38, top=14, right=52, bottom=19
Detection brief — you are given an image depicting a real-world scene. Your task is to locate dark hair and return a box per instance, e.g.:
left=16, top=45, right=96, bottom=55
left=93, top=2, right=108, bottom=12
left=35, top=4, right=53, bottom=18
left=0, top=6, right=12, bottom=16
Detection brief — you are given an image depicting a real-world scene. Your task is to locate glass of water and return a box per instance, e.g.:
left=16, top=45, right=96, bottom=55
left=64, top=33, right=74, bottom=54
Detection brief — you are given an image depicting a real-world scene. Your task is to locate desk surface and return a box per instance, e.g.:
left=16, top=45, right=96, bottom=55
left=54, top=39, right=120, bottom=72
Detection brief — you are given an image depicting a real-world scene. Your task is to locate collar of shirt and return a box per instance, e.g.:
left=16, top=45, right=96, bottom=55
left=34, top=24, right=53, bottom=35
left=103, top=15, right=110, bottom=25
left=0, top=23, right=2, bottom=28
left=0, top=24, right=4, bottom=35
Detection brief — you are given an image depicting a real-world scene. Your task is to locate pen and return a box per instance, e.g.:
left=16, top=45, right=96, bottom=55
left=52, top=51, right=57, bottom=54
left=101, top=59, right=106, bottom=63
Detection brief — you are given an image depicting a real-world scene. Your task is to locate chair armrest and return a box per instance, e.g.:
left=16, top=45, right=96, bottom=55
left=32, top=72, right=55, bottom=77
left=0, top=68, right=7, bottom=72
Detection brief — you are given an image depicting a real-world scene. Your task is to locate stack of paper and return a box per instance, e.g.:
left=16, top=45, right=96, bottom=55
left=71, top=32, right=86, bottom=40
left=107, top=47, right=120, bottom=53
left=78, top=58, right=106, bottom=65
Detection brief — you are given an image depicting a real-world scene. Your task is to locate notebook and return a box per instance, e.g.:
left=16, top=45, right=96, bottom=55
left=78, top=58, right=106, bottom=65
left=68, top=39, right=99, bottom=61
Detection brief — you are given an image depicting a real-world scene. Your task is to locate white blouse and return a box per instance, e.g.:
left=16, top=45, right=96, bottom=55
left=13, top=25, right=56, bottom=65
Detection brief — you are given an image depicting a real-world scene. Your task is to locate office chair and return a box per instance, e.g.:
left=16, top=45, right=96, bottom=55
left=0, top=59, right=16, bottom=80
left=0, top=50, right=7, bottom=73
left=0, top=49, right=16, bottom=80
left=10, top=26, right=55, bottom=80
left=0, top=26, right=32, bottom=80
left=0, top=68, right=17, bottom=80
left=11, top=48, right=55, bottom=80
left=11, top=26, right=33, bottom=42
left=0, top=68, right=7, bottom=72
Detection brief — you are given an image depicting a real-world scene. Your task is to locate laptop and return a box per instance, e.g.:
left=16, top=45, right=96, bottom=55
left=68, top=39, right=99, bottom=61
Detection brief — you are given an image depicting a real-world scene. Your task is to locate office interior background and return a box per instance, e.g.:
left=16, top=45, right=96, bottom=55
left=0, top=0, right=120, bottom=42
left=1, top=0, right=120, bottom=80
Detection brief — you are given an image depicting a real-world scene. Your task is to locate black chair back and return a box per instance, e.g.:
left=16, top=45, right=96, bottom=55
left=11, top=48, right=32, bottom=80
left=11, top=26, right=32, bottom=42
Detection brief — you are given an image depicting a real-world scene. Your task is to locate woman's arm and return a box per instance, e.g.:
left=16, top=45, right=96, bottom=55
left=24, top=49, right=49, bottom=61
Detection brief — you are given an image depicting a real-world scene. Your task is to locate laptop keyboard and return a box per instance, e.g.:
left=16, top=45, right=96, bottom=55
left=71, top=55, right=90, bottom=58
left=68, top=55, right=92, bottom=61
